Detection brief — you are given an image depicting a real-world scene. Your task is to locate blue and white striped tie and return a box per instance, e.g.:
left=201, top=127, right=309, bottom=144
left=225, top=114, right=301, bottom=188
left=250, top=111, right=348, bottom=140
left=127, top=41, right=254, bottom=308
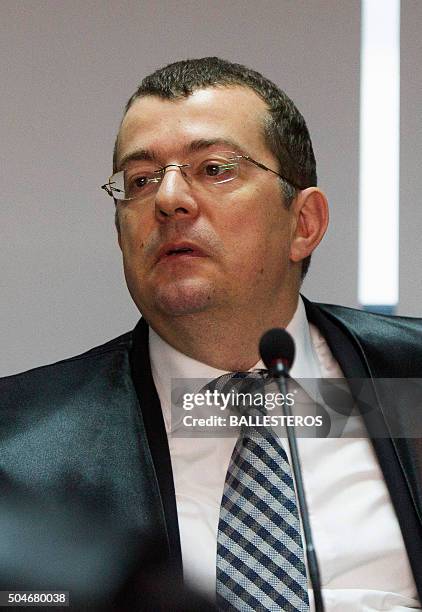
left=214, top=372, right=310, bottom=611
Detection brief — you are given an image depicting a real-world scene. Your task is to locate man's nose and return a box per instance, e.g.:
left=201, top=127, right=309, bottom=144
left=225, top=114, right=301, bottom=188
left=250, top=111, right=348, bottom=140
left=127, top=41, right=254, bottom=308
left=154, top=166, right=199, bottom=222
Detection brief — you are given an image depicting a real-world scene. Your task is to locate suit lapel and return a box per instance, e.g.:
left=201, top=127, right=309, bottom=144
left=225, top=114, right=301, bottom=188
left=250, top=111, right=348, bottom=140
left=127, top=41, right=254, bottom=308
left=303, top=297, right=422, bottom=595
left=130, top=317, right=183, bottom=580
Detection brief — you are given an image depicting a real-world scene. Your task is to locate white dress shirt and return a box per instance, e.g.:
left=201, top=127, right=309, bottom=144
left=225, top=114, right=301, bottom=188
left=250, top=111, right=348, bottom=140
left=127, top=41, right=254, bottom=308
left=149, top=298, right=420, bottom=611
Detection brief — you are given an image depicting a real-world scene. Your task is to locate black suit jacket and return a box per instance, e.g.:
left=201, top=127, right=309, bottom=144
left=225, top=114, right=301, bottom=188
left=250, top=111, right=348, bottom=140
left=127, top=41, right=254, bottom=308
left=1, top=299, right=422, bottom=601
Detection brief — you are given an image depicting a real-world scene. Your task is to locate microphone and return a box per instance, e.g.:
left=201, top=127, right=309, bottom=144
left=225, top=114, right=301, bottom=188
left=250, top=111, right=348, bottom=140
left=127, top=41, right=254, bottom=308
left=259, top=328, right=295, bottom=375
left=259, top=328, right=325, bottom=612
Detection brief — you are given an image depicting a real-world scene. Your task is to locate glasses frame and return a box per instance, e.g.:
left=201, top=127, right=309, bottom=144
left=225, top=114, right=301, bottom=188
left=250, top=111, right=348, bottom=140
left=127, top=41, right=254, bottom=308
left=100, top=152, right=303, bottom=200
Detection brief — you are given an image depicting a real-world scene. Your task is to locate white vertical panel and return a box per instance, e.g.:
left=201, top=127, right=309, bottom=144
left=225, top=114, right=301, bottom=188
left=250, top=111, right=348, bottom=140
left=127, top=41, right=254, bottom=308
left=359, top=0, right=400, bottom=306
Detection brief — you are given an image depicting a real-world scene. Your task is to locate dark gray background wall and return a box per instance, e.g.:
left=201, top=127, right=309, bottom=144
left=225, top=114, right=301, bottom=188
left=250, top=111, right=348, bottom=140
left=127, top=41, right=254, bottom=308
left=1, top=1, right=420, bottom=376
left=400, top=0, right=422, bottom=317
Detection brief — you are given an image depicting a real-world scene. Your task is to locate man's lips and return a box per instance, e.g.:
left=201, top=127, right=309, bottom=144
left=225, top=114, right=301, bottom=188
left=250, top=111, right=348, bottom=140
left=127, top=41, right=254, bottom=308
left=156, top=242, right=208, bottom=263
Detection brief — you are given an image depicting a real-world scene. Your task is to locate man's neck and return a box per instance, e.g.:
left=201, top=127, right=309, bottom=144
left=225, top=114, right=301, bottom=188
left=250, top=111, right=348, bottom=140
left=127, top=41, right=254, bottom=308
left=145, top=294, right=299, bottom=372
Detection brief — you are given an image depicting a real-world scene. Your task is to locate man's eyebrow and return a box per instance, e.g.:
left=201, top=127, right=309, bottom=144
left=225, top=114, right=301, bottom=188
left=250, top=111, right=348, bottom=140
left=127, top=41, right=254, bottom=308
left=117, top=138, right=247, bottom=171
left=117, top=148, right=159, bottom=171
left=186, top=138, right=247, bottom=155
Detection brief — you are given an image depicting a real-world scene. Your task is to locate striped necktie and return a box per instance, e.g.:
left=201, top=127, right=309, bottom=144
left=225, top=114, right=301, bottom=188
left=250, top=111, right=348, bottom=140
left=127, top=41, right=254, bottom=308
left=213, top=372, right=310, bottom=611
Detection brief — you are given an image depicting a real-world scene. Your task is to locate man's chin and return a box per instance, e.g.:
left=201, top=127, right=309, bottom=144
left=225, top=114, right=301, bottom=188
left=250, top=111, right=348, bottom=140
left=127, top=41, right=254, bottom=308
left=152, top=279, right=216, bottom=316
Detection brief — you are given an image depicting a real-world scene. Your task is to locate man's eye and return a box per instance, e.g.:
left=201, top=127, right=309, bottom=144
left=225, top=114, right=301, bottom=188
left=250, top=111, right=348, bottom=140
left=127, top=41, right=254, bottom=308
left=203, top=162, right=236, bottom=177
left=125, top=173, right=159, bottom=199
left=204, top=163, right=224, bottom=177
left=133, top=176, right=150, bottom=188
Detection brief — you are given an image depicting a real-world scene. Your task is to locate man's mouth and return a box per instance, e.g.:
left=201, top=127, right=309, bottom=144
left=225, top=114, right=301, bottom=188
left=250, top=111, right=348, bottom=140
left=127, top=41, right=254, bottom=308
left=167, top=247, right=194, bottom=256
left=156, top=242, right=207, bottom=263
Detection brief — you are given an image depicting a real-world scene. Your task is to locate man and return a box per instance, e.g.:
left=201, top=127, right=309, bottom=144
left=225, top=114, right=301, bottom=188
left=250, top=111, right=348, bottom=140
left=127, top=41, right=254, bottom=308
left=1, top=57, right=421, bottom=611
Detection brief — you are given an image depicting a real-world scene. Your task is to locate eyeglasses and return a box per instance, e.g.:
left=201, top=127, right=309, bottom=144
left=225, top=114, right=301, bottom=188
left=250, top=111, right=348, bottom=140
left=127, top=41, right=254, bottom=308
left=101, top=150, right=300, bottom=202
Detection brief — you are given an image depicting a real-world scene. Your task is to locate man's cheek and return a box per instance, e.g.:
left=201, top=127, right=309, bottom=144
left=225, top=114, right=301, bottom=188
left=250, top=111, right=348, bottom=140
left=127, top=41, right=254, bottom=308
left=119, top=223, right=146, bottom=255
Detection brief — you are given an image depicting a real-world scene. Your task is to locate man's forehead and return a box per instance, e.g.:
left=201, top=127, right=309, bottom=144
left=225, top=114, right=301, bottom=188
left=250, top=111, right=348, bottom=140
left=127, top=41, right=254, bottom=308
left=123, top=85, right=267, bottom=123
left=116, top=85, right=269, bottom=165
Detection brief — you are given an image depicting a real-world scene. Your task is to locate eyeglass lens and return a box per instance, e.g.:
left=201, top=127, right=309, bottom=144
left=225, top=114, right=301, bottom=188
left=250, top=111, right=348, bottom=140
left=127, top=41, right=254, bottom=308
left=108, top=151, right=241, bottom=201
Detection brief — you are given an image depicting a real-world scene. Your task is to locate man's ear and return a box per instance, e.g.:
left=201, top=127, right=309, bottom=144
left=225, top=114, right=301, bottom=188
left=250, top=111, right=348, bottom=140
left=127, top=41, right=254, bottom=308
left=289, top=187, right=329, bottom=263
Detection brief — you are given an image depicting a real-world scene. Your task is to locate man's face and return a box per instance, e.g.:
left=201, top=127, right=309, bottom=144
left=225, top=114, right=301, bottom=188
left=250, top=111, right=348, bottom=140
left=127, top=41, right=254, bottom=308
left=115, top=86, right=299, bottom=323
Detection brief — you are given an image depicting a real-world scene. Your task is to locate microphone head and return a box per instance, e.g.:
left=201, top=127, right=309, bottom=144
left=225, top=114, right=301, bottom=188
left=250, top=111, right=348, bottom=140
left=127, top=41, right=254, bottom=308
left=259, top=328, right=295, bottom=372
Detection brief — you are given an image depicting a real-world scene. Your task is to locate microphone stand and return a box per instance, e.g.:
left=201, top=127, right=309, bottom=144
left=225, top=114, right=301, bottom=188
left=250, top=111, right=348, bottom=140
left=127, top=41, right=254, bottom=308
left=271, top=362, right=325, bottom=612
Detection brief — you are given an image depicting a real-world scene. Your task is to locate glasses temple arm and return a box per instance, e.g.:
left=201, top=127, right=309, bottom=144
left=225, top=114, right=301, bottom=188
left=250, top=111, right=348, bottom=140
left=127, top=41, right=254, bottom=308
left=243, top=155, right=304, bottom=189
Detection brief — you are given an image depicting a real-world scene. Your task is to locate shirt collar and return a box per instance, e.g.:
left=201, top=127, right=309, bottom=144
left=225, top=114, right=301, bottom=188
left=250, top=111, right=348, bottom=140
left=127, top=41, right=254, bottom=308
left=149, top=297, right=322, bottom=431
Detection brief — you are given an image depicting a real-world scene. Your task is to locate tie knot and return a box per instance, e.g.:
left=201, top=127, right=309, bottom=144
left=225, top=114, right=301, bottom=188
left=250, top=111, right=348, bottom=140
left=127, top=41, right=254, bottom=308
left=202, top=370, right=268, bottom=417
left=204, top=369, right=267, bottom=393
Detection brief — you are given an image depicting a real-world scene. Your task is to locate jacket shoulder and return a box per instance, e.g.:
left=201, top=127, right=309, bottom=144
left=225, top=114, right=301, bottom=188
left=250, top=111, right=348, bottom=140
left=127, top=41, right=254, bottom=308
left=311, top=301, right=422, bottom=377
left=0, top=330, right=134, bottom=391
left=316, top=301, right=422, bottom=336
